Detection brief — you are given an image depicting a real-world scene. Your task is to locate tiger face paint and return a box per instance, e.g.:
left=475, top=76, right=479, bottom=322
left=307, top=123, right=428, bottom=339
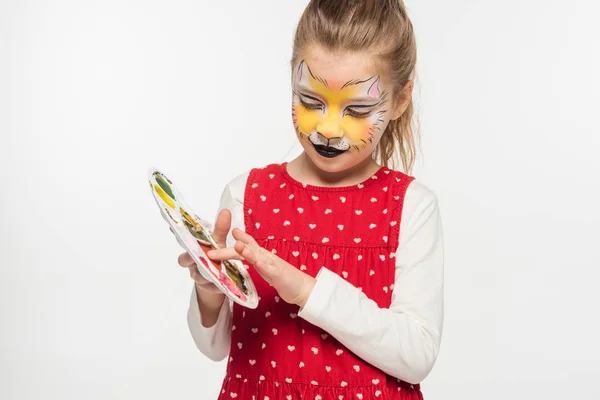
left=292, top=60, right=390, bottom=159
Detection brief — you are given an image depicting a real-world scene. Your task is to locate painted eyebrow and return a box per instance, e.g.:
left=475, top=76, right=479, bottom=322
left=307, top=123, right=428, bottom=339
left=346, top=102, right=380, bottom=108
left=296, top=91, right=323, bottom=103
left=297, top=89, right=384, bottom=107
left=296, top=86, right=325, bottom=103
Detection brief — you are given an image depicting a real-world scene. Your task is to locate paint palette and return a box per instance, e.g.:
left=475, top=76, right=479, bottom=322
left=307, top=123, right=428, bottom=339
left=148, top=168, right=258, bottom=309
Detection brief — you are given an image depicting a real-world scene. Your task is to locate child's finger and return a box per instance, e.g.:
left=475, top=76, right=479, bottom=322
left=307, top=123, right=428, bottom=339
left=232, top=228, right=257, bottom=246
left=238, top=242, right=260, bottom=265
left=212, top=209, right=232, bottom=248
left=206, top=247, right=243, bottom=261
left=177, top=252, right=195, bottom=268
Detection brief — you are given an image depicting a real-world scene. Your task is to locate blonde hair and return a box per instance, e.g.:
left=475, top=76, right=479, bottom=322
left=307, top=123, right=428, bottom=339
left=292, top=0, right=419, bottom=173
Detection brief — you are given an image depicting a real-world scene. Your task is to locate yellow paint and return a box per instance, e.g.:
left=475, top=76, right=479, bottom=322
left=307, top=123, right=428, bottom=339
left=296, top=74, right=372, bottom=144
left=154, top=184, right=175, bottom=209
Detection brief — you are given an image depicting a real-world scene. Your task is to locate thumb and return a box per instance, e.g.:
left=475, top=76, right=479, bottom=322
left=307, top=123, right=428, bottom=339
left=212, top=209, right=232, bottom=248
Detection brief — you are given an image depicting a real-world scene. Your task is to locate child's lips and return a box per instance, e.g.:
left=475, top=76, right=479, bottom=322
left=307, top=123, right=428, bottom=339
left=312, top=144, right=347, bottom=158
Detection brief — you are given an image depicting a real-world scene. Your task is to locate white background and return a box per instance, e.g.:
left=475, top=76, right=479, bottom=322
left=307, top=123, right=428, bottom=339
left=1, top=0, right=599, bottom=399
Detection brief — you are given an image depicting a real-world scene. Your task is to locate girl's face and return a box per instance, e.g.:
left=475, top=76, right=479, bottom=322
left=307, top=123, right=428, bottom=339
left=292, top=46, right=404, bottom=173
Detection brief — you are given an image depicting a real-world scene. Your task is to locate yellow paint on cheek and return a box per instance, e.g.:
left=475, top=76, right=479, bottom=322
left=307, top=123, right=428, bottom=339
left=341, top=116, right=371, bottom=143
left=295, top=105, right=322, bottom=135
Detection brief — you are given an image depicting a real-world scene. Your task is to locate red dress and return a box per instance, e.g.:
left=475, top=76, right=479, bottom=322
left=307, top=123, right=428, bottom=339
left=218, top=163, right=423, bottom=400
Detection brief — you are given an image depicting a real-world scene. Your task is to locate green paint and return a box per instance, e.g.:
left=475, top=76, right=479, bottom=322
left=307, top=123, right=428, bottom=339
left=155, top=174, right=175, bottom=200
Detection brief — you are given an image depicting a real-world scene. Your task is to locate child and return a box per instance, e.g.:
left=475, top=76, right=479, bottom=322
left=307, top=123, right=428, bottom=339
left=178, top=1, right=443, bottom=398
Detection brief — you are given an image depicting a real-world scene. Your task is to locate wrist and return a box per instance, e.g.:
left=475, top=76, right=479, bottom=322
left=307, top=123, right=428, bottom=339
left=195, top=283, right=226, bottom=310
left=297, top=276, right=317, bottom=309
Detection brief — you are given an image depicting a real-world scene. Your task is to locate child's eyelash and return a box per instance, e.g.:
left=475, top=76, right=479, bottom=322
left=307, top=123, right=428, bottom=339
left=345, top=108, right=373, bottom=118
left=299, top=97, right=324, bottom=111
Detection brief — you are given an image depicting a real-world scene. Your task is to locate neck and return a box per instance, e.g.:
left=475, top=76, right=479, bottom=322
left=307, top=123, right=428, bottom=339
left=287, top=152, right=381, bottom=187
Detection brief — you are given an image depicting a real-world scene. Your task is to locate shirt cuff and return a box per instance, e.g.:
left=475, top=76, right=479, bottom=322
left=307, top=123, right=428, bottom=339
left=298, top=267, right=345, bottom=325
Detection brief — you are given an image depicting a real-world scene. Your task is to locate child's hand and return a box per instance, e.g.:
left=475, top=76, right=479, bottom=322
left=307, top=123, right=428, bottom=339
left=177, top=252, right=222, bottom=294
left=175, top=209, right=232, bottom=295
left=207, top=229, right=316, bottom=308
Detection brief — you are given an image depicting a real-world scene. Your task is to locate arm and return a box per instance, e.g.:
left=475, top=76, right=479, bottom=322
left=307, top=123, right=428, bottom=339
left=298, top=181, right=444, bottom=384
left=187, top=173, right=249, bottom=361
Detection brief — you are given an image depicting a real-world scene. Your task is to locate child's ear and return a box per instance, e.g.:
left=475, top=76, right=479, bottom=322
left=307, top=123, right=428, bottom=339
left=391, top=80, right=414, bottom=120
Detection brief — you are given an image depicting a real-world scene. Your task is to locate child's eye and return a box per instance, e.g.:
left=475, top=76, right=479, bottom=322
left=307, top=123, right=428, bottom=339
left=344, top=107, right=373, bottom=119
left=298, top=95, right=324, bottom=111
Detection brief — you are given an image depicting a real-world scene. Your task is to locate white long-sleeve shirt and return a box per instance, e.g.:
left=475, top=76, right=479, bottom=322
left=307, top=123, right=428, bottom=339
left=187, top=171, right=444, bottom=384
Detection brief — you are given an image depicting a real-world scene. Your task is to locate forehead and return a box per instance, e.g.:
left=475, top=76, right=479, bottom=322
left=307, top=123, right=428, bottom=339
left=295, top=46, right=382, bottom=90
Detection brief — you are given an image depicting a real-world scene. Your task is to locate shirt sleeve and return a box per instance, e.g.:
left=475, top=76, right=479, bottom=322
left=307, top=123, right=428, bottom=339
left=298, top=180, right=444, bottom=384
left=187, top=172, right=249, bottom=361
